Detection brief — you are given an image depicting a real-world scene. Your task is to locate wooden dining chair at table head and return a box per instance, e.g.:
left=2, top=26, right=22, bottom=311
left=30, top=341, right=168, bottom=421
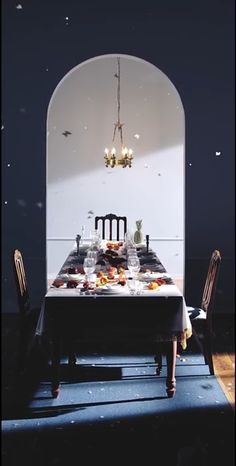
left=12, top=249, right=42, bottom=373
left=95, top=213, right=127, bottom=241
left=186, top=249, right=221, bottom=375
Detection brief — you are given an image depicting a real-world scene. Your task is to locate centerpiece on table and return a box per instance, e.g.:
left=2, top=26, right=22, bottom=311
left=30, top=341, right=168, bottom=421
left=134, top=219, right=143, bottom=244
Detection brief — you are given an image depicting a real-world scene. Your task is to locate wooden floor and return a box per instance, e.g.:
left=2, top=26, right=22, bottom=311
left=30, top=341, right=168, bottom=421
left=213, top=352, right=235, bottom=409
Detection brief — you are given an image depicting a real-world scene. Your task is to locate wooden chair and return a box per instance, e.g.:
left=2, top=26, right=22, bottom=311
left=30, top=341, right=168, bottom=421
left=12, top=249, right=42, bottom=372
left=187, top=249, right=221, bottom=375
left=95, top=213, right=127, bottom=241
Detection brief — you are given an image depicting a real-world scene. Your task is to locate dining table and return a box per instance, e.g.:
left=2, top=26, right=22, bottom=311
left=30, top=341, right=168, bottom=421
left=36, top=241, right=192, bottom=399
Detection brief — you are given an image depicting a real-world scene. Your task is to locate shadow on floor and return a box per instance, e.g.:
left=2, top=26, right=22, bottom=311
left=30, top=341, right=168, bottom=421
left=2, top=313, right=235, bottom=466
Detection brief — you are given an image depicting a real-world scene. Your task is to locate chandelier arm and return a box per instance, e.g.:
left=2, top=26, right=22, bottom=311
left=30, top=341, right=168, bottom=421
left=112, top=124, right=117, bottom=143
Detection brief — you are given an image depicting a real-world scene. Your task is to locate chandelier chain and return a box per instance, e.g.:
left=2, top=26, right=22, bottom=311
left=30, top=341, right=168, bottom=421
left=104, top=56, right=133, bottom=168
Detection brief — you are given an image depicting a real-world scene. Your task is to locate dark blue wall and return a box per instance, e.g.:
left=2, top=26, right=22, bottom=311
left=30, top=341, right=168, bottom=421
left=2, top=0, right=235, bottom=312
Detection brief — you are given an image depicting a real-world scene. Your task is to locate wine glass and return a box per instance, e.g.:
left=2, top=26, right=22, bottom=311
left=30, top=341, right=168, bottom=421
left=83, top=257, right=96, bottom=283
left=127, top=256, right=140, bottom=278
left=87, top=249, right=98, bottom=263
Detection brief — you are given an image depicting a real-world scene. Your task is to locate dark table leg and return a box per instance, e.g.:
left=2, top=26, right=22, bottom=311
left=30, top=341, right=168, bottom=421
left=51, top=334, right=61, bottom=398
left=165, top=339, right=177, bottom=398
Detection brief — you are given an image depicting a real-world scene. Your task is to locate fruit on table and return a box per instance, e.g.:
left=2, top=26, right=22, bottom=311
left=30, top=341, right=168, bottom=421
left=67, top=267, right=80, bottom=274
left=155, top=278, right=166, bottom=285
left=52, top=278, right=64, bottom=288
left=117, top=266, right=125, bottom=274
left=67, top=280, right=78, bottom=288
left=148, top=281, right=159, bottom=290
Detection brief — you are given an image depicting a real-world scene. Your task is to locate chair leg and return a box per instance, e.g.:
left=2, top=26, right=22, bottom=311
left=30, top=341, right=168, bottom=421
left=192, top=327, right=215, bottom=375
left=154, top=342, right=162, bottom=375
left=68, top=350, right=77, bottom=366
left=68, top=339, right=77, bottom=366
left=202, top=330, right=215, bottom=375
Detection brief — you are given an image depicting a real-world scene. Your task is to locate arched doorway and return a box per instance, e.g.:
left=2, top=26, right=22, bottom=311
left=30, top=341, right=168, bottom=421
left=46, top=54, right=185, bottom=288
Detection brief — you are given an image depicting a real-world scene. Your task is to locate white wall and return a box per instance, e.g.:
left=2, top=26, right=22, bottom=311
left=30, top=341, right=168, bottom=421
left=46, top=54, right=185, bottom=280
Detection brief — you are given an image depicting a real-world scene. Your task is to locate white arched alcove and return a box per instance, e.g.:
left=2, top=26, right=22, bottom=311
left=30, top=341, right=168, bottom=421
left=46, top=54, right=185, bottom=286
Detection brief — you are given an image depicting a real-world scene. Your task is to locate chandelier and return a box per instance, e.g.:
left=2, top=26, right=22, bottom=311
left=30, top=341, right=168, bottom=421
left=104, top=57, right=134, bottom=168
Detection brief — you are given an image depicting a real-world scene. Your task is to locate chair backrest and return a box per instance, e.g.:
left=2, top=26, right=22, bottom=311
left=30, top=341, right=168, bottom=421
left=13, top=249, right=31, bottom=317
left=201, top=250, right=221, bottom=319
left=95, top=213, right=127, bottom=241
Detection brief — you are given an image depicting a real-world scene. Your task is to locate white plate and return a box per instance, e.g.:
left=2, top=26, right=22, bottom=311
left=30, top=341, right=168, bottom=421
left=68, top=273, right=84, bottom=281
left=95, top=284, right=126, bottom=294
left=140, top=272, right=171, bottom=282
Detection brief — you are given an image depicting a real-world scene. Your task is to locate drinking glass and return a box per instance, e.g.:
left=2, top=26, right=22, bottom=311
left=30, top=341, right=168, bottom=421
left=87, top=249, right=98, bottom=263
left=127, top=278, right=143, bottom=295
left=124, top=231, right=135, bottom=249
left=127, top=256, right=140, bottom=278
left=83, top=257, right=96, bottom=282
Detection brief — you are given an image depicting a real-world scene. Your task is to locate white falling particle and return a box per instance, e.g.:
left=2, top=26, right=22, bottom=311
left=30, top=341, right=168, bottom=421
left=46, top=68, right=49, bottom=72
left=1, top=125, right=4, bottom=130
left=4, top=201, right=8, bottom=205
left=65, top=16, right=69, bottom=20
left=36, top=202, right=43, bottom=208
left=197, top=395, right=204, bottom=399
left=16, top=4, right=23, bottom=9
left=84, top=126, right=88, bottom=130
left=88, top=390, right=92, bottom=394
left=215, top=151, right=221, bottom=156
left=189, top=163, right=192, bottom=166
left=70, top=420, right=75, bottom=424
left=7, top=163, right=11, bottom=167
left=134, top=134, right=140, bottom=139
left=167, top=92, right=170, bottom=96
left=99, top=415, right=105, bottom=419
